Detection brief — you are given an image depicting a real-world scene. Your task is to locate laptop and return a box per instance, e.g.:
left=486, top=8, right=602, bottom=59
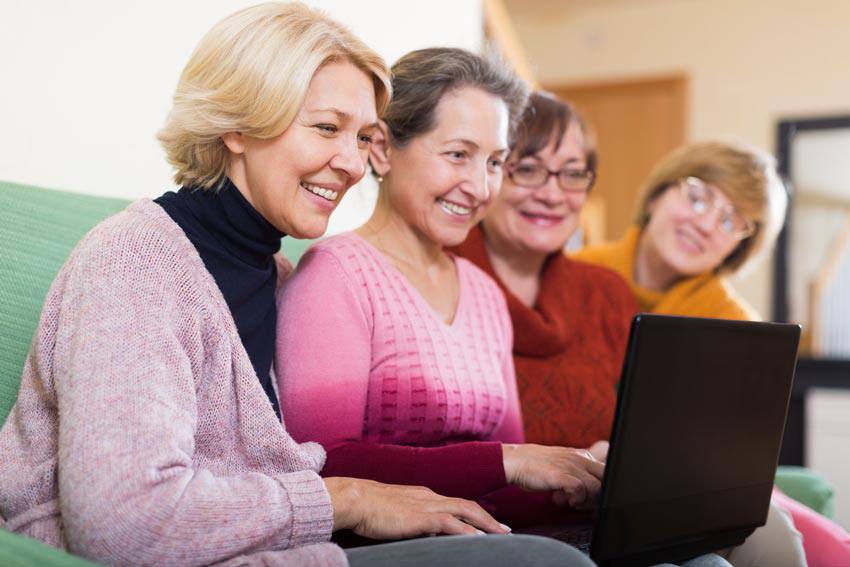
left=521, top=314, right=801, bottom=567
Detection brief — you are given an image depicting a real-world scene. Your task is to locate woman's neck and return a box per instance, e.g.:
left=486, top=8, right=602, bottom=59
left=481, top=223, right=547, bottom=307
left=358, top=190, right=448, bottom=271
left=633, top=230, right=682, bottom=292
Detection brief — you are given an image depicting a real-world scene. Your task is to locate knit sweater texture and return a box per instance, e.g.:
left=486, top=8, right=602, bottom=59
left=573, top=225, right=759, bottom=320
left=0, top=200, right=345, bottom=567
left=452, top=225, right=637, bottom=448
left=276, top=232, right=522, bottom=499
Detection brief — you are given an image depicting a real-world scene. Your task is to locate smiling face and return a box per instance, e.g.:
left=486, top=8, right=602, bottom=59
left=482, top=121, right=589, bottom=257
left=223, top=60, right=379, bottom=238
left=641, top=181, right=745, bottom=277
left=374, top=86, right=510, bottom=248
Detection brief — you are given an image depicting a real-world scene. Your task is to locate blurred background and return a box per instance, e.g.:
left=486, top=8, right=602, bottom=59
left=1, top=0, right=848, bottom=528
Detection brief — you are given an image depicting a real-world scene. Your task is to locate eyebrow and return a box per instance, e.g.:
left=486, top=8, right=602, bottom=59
left=307, top=106, right=378, bottom=129
left=446, top=138, right=509, bottom=155
left=518, top=155, right=585, bottom=165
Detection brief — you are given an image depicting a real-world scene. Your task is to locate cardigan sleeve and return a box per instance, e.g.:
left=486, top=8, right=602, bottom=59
left=277, top=248, right=509, bottom=499
left=54, top=229, right=337, bottom=567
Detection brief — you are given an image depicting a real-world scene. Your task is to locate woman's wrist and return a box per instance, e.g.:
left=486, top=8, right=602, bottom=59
left=324, top=477, right=359, bottom=532
left=501, top=443, right=520, bottom=484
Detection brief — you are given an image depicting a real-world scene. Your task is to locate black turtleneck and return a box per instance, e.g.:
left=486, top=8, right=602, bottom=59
left=155, top=178, right=284, bottom=419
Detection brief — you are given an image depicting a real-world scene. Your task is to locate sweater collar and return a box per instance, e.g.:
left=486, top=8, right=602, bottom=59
left=177, top=178, right=284, bottom=267
left=452, top=224, right=577, bottom=356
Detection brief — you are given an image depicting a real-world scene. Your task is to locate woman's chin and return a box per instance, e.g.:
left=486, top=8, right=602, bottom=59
left=287, top=218, right=329, bottom=240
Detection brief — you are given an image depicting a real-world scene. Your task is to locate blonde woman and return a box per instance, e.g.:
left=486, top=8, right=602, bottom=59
left=0, top=5, right=589, bottom=566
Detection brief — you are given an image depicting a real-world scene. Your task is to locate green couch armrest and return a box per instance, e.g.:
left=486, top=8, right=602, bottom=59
left=776, top=465, right=836, bottom=518
left=0, top=529, right=100, bottom=567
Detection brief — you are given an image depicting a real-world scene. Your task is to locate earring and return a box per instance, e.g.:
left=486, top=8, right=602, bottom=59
left=376, top=175, right=384, bottom=183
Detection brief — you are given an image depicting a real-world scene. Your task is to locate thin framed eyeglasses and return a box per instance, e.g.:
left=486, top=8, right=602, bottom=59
left=678, top=177, right=755, bottom=240
left=507, top=162, right=595, bottom=193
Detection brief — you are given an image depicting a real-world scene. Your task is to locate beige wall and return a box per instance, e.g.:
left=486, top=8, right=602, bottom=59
left=507, top=0, right=850, bottom=318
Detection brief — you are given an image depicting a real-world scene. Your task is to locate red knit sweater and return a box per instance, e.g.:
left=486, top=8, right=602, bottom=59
left=453, top=225, right=637, bottom=448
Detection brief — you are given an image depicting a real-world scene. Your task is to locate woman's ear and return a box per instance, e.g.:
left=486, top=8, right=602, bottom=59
left=368, top=120, right=392, bottom=179
left=221, top=132, right=247, bottom=155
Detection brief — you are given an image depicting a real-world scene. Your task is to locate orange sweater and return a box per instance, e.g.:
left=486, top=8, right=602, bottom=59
left=573, top=225, right=760, bottom=321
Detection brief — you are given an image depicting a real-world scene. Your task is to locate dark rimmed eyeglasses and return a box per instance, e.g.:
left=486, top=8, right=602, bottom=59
left=506, top=162, right=596, bottom=193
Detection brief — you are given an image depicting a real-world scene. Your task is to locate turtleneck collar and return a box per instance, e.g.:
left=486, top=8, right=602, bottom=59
left=451, top=224, right=577, bottom=357
left=176, top=178, right=285, bottom=266
left=154, top=178, right=285, bottom=419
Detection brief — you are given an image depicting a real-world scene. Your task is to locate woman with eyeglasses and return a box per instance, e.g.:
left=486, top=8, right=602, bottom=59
left=452, top=91, right=637, bottom=455
left=575, top=143, right=850, bottom=567
left=573, top=141, right=784, bottom=320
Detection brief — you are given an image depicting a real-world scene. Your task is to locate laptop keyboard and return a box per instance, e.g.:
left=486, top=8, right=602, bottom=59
left=521, top=525, right=594, bottom=554
left=550, top=526, right=593, bottom=553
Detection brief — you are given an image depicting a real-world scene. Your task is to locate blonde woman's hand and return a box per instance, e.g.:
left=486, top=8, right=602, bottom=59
left=502, top=443, right=604, bottom=510
left=325, top=477, right=510, bottom=540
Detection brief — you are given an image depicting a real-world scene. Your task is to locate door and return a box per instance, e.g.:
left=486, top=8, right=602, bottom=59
left=549, top=75, right=688, bottom=242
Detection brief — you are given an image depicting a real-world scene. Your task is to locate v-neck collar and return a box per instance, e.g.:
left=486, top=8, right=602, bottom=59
left=350, top=232, right=466, bottom=329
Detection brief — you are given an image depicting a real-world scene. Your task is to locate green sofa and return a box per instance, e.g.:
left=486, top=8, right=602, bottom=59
left=0, top=179, right=836, bottom=565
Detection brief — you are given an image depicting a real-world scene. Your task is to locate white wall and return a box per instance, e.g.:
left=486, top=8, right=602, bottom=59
left=0, top=0, right=482, bottom=233
left=506, top=0, right=850, bottom=318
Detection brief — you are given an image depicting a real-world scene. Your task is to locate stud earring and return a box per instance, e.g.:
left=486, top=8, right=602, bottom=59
left=376, top=175, right=384, bottom=183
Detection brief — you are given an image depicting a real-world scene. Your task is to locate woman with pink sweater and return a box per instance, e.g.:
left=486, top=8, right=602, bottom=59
left=278, top=48, right=627, bottom=521
left=0, top=5, right=596, bottom=567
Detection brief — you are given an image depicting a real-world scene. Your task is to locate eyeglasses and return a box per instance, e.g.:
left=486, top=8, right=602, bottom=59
left=507, top=162, right=595, bottom=193
left=677, top=177, right=755, bottom=240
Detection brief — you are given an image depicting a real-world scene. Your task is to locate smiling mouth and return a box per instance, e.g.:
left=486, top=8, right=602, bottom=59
left=520, top=211, right=564, bottom=226
left=301, top=181, right=339, bottom=202
left=437, top=197, right=472, bottom=216
left=676, top=228, right=705, bottom=253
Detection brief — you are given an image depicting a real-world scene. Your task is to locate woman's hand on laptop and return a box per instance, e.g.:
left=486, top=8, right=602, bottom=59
left=325, top=477, right=511, bottom=539
left=588, top=440, right=610, bottom=462
left=502, top=444, right=605, bottom=510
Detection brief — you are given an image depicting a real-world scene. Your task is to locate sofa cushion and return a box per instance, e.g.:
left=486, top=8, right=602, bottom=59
left=776, top=465, right=836, bottom=519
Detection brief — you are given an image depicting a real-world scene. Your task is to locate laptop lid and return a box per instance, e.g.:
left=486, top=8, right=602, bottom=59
left=590, top=314, right=800, bottom=567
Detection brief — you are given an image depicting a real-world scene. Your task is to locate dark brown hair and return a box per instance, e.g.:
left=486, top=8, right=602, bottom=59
left=382, top=47, right=529, bottom=148
left=511, top=91, right=597, bottom=175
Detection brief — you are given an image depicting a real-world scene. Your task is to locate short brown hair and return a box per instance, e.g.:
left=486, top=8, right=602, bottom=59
left=511, top=91, right=597, bottom=176
left=635, top=141, right=787, bottom=273
left=158, top=2, right=391, bottom=190
left=382, top=47, right=529, bottom=148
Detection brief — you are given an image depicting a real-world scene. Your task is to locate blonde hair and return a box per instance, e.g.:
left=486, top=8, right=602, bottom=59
left=635, top=141, right=787, bottom=273
left=158, top=2, right=391, bottom=190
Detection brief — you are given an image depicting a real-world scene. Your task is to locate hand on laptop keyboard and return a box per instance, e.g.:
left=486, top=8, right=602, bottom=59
left=502, top=443, right=605, bottom=510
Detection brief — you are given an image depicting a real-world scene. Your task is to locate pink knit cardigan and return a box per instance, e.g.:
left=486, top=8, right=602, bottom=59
left=0, top=200, right=346, bottom=567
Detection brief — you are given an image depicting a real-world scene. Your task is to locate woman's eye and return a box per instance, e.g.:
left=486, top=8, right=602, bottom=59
left=447, top=150, right=467, bottom=160
left=358, top=134, right=374, bottom=145
left=488, top=158, right=504, bottom=170
left=316, top=124, right=338, bottom=134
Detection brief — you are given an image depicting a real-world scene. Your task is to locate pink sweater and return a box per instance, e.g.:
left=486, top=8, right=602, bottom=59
left=276, top=233, right=523, bottom=498
left=0, top=200, right=346, bottom=567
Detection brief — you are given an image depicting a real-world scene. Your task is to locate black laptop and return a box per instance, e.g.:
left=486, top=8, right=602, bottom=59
left=522, top=314, right=801, bottom=567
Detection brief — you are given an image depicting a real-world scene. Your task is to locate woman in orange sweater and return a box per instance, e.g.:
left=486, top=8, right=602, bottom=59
left=576, top=141, right=850, bottom=567
left=573, top=141, right=784, bottom=321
